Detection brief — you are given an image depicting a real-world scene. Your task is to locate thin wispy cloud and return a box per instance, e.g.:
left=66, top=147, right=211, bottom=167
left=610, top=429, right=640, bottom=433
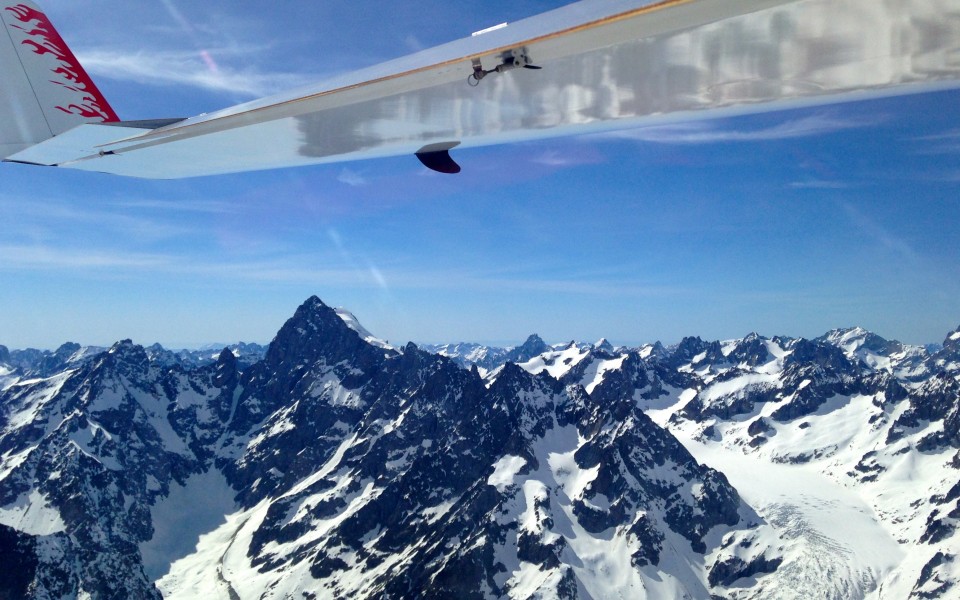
left=368, top=265, right=390, bottom=291
left=196, top=260, right=689, bottom=297
left=912, top=129, right=960, bottom=142
left=788, top=180, right=855, bottom=190
left=0, top=242, right=365, bottom=284
left=159, top=0, right=194, bottom=34
left=928, top=170, right=960, bottom=182
left=0, top=239, right=685, bottom=298
left=440, top=275, right=688, bottom=297
left=337, top=168, right=369, bottom=187
left=5, top=199, right=200, bottom=242
left=530, top=149, right=600, bottom=168
left=109, top=198, right=237, bottom=214
left=840, top=201, right=921, bottom=264
left=599, top=113, right=882, bottom=144
left=78, top=49, right=313, bottom=97
left=403, top=35, right=425, bottom=52
left=909, top=129, right=960, bottom=155
left=0, top=244, right=170, bottom=270
left=913, top=143, right=960, bottom=156
left=211, top=265, right=686, bottom=297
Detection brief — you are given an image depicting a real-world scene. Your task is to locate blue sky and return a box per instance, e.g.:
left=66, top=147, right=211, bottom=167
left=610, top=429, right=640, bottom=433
left=1, top=0, right=959, bottom=350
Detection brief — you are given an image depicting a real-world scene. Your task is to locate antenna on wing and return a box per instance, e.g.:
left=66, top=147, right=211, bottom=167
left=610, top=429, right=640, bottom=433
left=468, top=48, right=541, bottom=86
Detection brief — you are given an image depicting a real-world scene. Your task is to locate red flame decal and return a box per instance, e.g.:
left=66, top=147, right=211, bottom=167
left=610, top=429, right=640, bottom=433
left=5, top=4, right=119, bottom=122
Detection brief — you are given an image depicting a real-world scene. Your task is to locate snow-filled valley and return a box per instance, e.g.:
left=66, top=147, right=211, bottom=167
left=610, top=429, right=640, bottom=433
left=0, top=297, right=958, bottom=599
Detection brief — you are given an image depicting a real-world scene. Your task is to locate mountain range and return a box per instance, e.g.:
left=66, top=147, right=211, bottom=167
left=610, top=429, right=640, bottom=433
left=0, top=296, right=958, bottom=599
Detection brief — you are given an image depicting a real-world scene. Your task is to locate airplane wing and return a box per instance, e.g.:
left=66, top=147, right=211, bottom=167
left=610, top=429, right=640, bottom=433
left=2, top=0, right=959, bottom=179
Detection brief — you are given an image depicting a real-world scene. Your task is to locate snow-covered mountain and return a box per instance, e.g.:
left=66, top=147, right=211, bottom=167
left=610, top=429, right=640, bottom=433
left=421, top=334, right=597, bottom=376
left=2, top=341, right=267, bottom=378
left=0, top=300, right=957, bottom=599
left=507, top=325, right=960, bottom=599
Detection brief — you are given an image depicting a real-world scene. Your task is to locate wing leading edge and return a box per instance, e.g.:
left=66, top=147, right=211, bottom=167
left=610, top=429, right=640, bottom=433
left=3, top=0, right=960, bottom=178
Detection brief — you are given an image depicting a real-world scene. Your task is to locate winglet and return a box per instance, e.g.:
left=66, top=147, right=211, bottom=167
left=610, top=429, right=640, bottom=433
left=0, top=1, right=118, bottom=158
left=416, top=141, right=461, bottom=174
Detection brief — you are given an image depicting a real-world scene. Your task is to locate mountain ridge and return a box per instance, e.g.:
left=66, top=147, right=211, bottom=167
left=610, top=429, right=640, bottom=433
left=0, top=297, right=957, bottom=599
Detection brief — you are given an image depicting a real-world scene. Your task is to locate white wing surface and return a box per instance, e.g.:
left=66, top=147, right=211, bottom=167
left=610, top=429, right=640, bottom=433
left=3, top=0, right=960, bottom=178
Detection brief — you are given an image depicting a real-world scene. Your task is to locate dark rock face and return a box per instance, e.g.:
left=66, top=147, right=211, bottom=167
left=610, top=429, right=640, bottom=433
left=0, top=332, right=260, bottom=599
left=35, top=343, right=82, bottom=377
left=784, top=338, right=854, bottom=373
left=763, top=338, right=861, bottom=422
left=889, top=375, right=960, bottom=449
left=727, top=333, right=771, bottom=366
left=665, top=336, right=726, bottom=370
left=566, top=351, right=657, bottom=403
left=937, top=328, right=960, bottom=359
left=708, top=553, right=783, bottom=587
left=0, top=524, right=37, bottom=599
left=912, top=552, right=954, bottom=599
left=0, top=340, right=206, bottom=599
left=747, top=417, right=773, bottom=437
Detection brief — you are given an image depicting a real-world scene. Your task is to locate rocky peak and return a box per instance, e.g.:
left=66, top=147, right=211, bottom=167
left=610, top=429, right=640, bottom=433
left=100, top=339, right=150, bottom=374
left=216, top=346, right=237, bottom=366
left=144, top=343, right=183, bottom=369
left=818, top=327, right=903, bottom=356
left=505, top=333, right=550, bottom=364
left=392, top=341, right=438, bottom=375
left=0, top=344, right=8, bottom=364
left=583, top=351, right=658, bottom=409
left=285, top=295, right=342, bottom=336
left=108, top=339, right=138, bottom=353
left=496, top=360, right=561, bottom=393
left=943, top=326, right=960, bottom=352
left=929, top=327, right=960, bottom=376
left=593, top=338, right=615, bottom=353
left=7, top=348, right=43, bottom=371
left=669, top=336, right=725, bottom=367
left=771, top=334, right=795, bottom=350
left=214, top=347, right=239, bottom=387
left=29, top=342, right=86, bottom=377
left=53, top=341, right=81, bottom=358
left=228, top=298, right=393, bottom=438
left=264, top=296, right=389, bottom=372
left=639, top=340, right=669, bottom=360
left=784, top=337, right=853, bottom=372
left=728, top=333, right=771, bottom=366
